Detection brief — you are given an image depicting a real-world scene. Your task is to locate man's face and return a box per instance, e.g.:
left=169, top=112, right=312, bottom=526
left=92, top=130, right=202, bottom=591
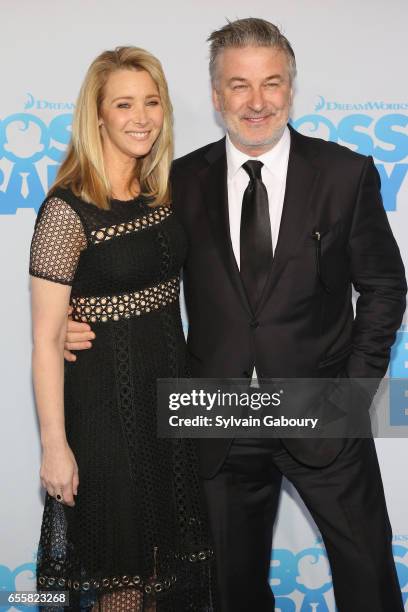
left=212, top=46, right=293, bottom=156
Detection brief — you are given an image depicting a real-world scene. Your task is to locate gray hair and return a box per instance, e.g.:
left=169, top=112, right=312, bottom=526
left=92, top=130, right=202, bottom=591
left=207, top=18, right=297, bottom=86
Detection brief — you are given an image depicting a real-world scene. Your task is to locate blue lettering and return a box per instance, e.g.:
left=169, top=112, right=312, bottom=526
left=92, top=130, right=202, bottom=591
left=37, top=100, right=49, bottom=110
left=374, top=114, right=408, bottom=162
left=275, top=597, right=296, bottom=611
left=270, top=549, right=297, bottom=595
left=47, top=163, right=61, bottom=190
left=269, top=545, right=406, bottom=607
left=300, top=593, right=330, bottom=611
left=48, top=113, right=72, bottom=161
left=337, top=114, right=374, bottom=155
left=376, top=163, right=408, bottom=211
left=0, top=113, right=73, bottom=214
left=0, top=160, right=45, bottom=213
left=0, top=113, right=50, bottom=213
left=0, top=109, right=406, bottom=215
left=393, top=544, right=408, bottom=605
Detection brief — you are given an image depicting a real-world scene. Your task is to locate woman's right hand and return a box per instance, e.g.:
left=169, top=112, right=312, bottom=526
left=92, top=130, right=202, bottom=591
left=40, top=442, right=79, bottom=507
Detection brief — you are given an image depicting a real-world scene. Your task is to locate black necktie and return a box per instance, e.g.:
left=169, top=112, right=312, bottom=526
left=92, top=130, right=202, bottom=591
left=240, top=160, right=273, bottom=311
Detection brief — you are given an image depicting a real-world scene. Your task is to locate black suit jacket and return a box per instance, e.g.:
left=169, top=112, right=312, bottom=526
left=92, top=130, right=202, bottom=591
left=171, top=126, right=406, bottom=478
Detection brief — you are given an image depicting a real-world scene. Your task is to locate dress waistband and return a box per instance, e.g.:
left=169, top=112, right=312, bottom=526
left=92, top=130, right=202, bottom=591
left=71, top=276, right=179, bottom=323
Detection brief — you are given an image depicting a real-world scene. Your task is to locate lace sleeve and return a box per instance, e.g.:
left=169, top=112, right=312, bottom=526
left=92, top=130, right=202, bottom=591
left=29, top=197, right=87, bottom=285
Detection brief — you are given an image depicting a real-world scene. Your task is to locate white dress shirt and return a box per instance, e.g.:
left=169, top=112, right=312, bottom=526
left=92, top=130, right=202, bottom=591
left=225, top=126, right=291, bottom=380
left=226, top=126, right=291, bottom=269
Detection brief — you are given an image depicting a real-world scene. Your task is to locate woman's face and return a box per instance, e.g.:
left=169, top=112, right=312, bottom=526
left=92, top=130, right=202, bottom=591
left=99, top=68, right=164, bottom=162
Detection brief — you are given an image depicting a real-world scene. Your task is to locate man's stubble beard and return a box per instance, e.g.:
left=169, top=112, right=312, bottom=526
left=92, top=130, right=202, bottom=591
left=220, top=99, right=291, bottom=155
left=227, top=121, right=287, bottom=152
left=220, top=106, right=289, bottom=153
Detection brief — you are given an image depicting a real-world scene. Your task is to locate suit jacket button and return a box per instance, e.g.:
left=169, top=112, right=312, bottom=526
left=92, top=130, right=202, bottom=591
left=250, top=321, right=259, bottom=329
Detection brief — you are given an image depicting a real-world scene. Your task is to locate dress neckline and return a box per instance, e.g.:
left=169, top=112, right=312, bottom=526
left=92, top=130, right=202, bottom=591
left=111, top=195, right=141, bottom=204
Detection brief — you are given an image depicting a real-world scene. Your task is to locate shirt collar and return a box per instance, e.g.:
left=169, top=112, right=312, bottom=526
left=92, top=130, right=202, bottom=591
left=226, top=125, right=291, bottom=181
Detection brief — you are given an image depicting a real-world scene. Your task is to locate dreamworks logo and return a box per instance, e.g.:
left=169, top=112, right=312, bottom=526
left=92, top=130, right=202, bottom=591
left=24, top=92, right=75, bottom=112
left=314, top=96, right=408, bottom=112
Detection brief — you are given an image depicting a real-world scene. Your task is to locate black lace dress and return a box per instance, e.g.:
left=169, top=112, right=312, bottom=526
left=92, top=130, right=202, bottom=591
left=29, top=188, right=215, bottom=611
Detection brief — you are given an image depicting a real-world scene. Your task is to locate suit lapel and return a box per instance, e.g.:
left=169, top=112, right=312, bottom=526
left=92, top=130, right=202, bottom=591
left=200, top=138, right=252, bottom=315
left=255, top=127, right=320, bottom=316
left=199, top=129, right=320, bottom=318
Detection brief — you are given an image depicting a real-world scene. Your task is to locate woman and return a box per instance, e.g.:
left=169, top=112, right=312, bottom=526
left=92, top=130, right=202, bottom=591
left=30, top=47, right=215, bottom=611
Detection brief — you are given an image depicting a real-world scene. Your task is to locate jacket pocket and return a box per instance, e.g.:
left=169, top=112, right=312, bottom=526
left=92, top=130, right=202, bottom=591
left=311, top=230, right=330, bottom=293
left=310, top=220, right=344, bottom=294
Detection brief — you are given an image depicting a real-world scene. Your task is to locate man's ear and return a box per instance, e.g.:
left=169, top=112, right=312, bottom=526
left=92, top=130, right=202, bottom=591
left=212, top=87, right=221, bottom=112
left=289, top=86, right=294, bottom=107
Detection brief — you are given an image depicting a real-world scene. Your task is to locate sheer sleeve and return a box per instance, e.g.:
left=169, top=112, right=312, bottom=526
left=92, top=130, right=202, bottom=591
left=29, top=197, right=87, bottom=285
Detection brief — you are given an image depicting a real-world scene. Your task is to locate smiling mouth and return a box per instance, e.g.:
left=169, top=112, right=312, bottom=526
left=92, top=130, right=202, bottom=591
left=242, top=116, right=271, bottom=124
left=126, top=131, right=151, bottom=140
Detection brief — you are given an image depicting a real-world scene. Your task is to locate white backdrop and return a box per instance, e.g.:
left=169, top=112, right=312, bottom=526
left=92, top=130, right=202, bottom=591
left=0, top=1, right=407, bottom=609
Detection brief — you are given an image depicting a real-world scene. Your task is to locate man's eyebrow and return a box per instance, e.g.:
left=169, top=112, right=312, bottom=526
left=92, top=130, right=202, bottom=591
left=227, top=74, right=284, bottom=84
left=228, top=77, right=248, bottom=84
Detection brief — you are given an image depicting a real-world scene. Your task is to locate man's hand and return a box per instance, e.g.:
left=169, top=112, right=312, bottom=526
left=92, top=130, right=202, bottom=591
left=64, top=307, right=95, bottom=362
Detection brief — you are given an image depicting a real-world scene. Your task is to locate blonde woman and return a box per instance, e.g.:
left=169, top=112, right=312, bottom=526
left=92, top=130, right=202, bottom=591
left=30, top=47, right=214, bottom=611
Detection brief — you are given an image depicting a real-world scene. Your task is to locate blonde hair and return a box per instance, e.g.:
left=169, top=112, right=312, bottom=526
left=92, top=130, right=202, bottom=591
left=51, top=46, right=173, bottom=209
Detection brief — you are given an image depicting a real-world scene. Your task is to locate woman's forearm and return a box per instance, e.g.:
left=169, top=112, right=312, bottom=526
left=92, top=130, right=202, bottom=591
left=32, top=339, right=67, bottom=449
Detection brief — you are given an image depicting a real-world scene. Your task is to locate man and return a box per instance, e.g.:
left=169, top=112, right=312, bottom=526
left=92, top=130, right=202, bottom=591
left=64, top=18, right=406, bottom=611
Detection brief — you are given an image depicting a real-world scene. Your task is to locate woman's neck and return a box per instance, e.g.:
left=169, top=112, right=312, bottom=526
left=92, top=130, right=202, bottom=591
left=103, top=147, right=140, bottom=201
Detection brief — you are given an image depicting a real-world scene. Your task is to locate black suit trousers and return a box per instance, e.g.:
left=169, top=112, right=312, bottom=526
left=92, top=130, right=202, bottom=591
left=203, top=437, right=403, bottom=612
